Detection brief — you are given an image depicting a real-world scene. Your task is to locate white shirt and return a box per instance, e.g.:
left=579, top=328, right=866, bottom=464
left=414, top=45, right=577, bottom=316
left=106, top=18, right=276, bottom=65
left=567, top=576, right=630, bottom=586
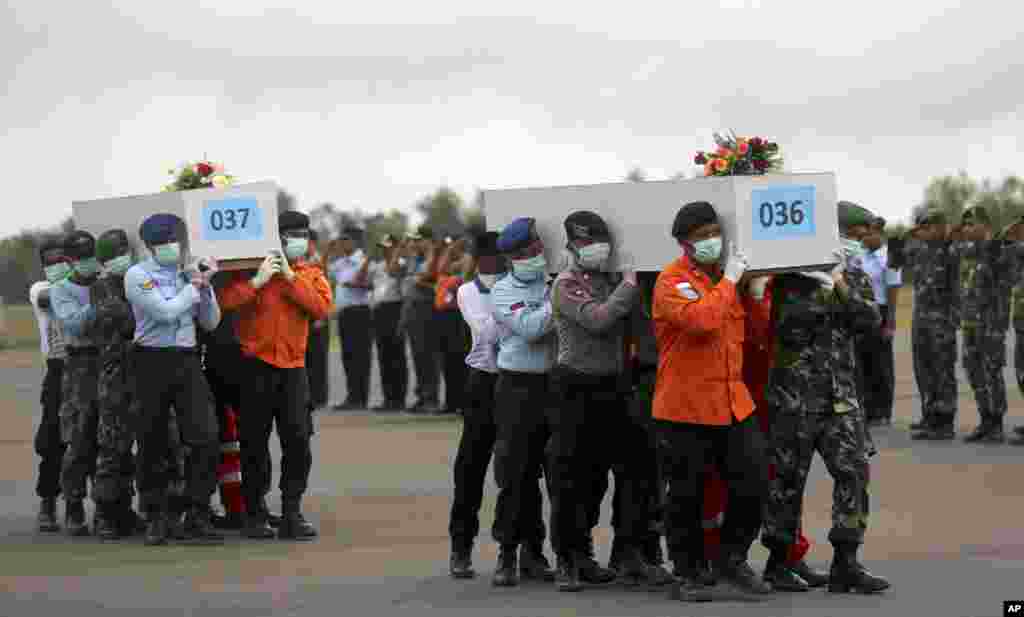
left=861, top=245, right=902, bottom=306
left=329, top=250, right=371, bottom=309
left=457, top=278, right=504, bottom=374
left=370, top=261, right=403, bottom=307
left=29, top=281, right=66, bottom=358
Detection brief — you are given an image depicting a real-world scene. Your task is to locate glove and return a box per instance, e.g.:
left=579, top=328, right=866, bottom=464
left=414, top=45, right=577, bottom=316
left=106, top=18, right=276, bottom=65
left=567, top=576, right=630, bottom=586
left=723, top=249, right=748, bottom=283
left=748, top=275, right=770, bottom=300
left=618, top=250, right=637, bottom=286
left=278, top=253, right=296, bottom=282
left=251, top=255, right=280, bottom=289
left=797, top=270, right=835, bottom=290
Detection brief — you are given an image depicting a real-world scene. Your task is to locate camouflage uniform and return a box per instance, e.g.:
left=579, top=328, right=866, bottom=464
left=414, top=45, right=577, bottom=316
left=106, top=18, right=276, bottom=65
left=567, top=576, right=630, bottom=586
left=959, top=240, right=1009, bottom=428
left=762, top=268, right=881, bottom=551
left=904, top=238, right=960, bottom=428
left=91, top=273, right=138, bottom=506
left=1011, top=243, right=1024, bottom=398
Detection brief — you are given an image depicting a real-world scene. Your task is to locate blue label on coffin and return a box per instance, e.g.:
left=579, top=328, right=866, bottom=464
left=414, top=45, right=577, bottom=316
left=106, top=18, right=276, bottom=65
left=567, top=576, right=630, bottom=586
left=750, top=185, right=817, bottom=240
left=201, top=198, right=263, bottom=241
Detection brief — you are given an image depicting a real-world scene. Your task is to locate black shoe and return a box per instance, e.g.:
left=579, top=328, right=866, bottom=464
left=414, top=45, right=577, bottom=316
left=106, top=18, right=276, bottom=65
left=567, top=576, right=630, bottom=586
left=555, top=557, right=583, bottom=592
left=717, top=558, right=772, bottom=595
left=144, top=515, right=169, bottom=546
left=1013, top=425, right=1024, bottom=436
left=519, top=545, right=555, bottom=581
left=65, top=500, right=89, bottom=537
left=912, top=425, right=955, bottom=440
left=964, top=423, right=1005, bottom=443
left=1009, top=435, right=1024, bottom=446
left=909, top=419, right=928, bottom=431
left=243, top=514, right=276, bottom=539
left=492, top=545, right=519, bottom=587
left=667, top=570, right=714, bottom=603
left=450, top=545, right=475, bottom=579
left=37, top=498, right=59, bottom=533
left=181, top=508, right=225, bottom=545
left=332, top=400, right=366, bottom=411
left=278, top=511, right=316, bottom=541
left=578, top=555, right=616, bottom=585
left=828, top=544, right=890, bottom=593
left=211, top=511, right=244, bottom=530
left=789, top=559, right=829, bottom=588
left=371, top=402, right=400, bottom=412
left=166, top=511, right=186, bottom=540
left=763, top=565, right=809, bottom=592
left=117, top=501, right=147, bottom=537
left=94, top=504, right=120, bottom=541
left=867, top=418, right=891, bottom=428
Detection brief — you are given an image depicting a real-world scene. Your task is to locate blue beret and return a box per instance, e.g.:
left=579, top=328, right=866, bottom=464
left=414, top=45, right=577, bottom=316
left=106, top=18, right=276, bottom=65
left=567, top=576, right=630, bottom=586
left=140, top=213, right=184, bottom=246
left=496, top=218, right=536, bottom=253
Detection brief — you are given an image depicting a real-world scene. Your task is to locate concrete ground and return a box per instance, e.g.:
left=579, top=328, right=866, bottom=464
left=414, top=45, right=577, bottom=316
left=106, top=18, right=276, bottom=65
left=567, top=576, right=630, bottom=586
left=1, top=330, right=1023, bottom=617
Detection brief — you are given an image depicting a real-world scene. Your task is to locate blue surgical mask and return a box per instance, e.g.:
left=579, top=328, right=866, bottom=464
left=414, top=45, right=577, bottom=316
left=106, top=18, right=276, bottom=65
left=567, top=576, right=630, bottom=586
left=153, top=242, right=181, bottom=267
left=103, top=254, right=133, bottom=276
left=72, top=257, right=100, bottom=278
left=512, top=254, right=547, bottom=280
left=576, top=242, right=611, bottom=270
left=692, top=237, right=722, bottom=264
left=44, top=262, right=71, bottom=284
left=284, top=237, right=308, bottom=261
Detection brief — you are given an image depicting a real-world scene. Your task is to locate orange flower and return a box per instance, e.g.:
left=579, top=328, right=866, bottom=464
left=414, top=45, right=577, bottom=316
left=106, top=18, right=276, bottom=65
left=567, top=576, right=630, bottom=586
left=714, top=158, right=730, bottom=172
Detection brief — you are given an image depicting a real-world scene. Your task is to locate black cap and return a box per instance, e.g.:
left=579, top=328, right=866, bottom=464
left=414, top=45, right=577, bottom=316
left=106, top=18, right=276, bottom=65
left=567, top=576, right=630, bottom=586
left=63, top=231, right=96, bottom=260
left=671, top=201, right=717, bottom=239
left=95, top=229, right=131, bottom=262
left=279, top=210, right=310, bottom=233
left=564, top=211, right=611, bottom=244
left=38, top=234, right=66, bottom=261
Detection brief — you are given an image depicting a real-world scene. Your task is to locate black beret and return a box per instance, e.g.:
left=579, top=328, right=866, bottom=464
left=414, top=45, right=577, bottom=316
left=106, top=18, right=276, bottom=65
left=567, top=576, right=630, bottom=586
left=63, top=230, right=96, bottom=260
left=38, top=234, right=66, bottom=260
left=278, top=210, right=310, bottom=233
left=140, top=213, right=184, bottom=246
left=95, top=229, right=130, bottom=262
left=671, top=201, right=717, bottom=239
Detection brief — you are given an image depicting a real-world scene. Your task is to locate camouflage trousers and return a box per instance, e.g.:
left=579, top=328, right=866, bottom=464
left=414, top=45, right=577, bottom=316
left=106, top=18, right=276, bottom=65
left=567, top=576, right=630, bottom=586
left=962, top=327, right=1008, bottom=424
left=59, top=354, right=99, bottom=502
left=911, top=318, right=959, bottom=426
left=763, top=411, right=869, bottom=549
left=92, top=357, right=137, bottom=504
left=1016, top=329, right=1024, bottom=398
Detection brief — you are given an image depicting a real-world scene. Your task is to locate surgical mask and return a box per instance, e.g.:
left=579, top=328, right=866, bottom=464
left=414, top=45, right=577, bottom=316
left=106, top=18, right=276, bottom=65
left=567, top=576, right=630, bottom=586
left=576, top=242, right=611, bottom=270
left=44, top=262, right=71, bottom=284
left=692, top=237, right=722, bottom=264
left=478, top=273, right=499, bottom=288
left=284, top=237, right=308, bottom=261
left=153, top=242, right=181, bottom=266
left=840, top=237, right=866, bottom=260
left=511, top=254, right=547, bottom=280
left=104, top=254, right=133, bottom=276
left=72, top=257, right=100, bottom=278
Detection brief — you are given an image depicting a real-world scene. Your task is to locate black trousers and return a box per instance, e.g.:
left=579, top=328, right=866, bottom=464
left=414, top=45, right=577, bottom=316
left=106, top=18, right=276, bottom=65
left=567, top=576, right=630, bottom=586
left=238, top=356, right=312, bottom=509
left=436, top=309, right=469, bottom=412
left=655, top=415, right=767, bottom=569
left=306, top=321, right=330, bottom=409
left=338, top=305, right=373, bottom=405
left=860, top=305, right=895, bottom=421
left=373, top=302, right=408, bottom=405
left=611, top=369, right=662, bottom=545
left=405, top=300, right=440, bottom=405
left=491, top=370, right=550, bottom=547
left=547, top=367, right=648, bottom=559
left=36, top=358, right=66, bottom=499
left=133, top=349, right=219, bottom=511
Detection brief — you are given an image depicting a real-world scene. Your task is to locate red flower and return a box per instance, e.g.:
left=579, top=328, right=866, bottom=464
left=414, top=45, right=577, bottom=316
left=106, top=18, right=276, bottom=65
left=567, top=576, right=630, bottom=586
left=750, top=137, right=763, bottom=148
left=196, top=162, right=214, bottom=177
left=694, top=152, right=707, bottom=165
left=753, top=159, right=769, bottom=171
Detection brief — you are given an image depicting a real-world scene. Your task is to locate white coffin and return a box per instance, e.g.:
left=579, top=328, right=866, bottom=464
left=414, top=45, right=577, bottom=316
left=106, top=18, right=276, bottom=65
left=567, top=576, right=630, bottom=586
left=481, top=173, right=840, bottom=273
left=72, top=182, right=281, bottom=271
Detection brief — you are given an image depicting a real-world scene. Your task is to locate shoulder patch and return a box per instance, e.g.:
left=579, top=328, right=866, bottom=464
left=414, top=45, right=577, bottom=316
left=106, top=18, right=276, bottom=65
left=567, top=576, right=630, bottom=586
left=138, top=278, right=156, bottom=292
left=675, top=281, right=700, bottom=300
left=509, top=301, right=526, bottom=312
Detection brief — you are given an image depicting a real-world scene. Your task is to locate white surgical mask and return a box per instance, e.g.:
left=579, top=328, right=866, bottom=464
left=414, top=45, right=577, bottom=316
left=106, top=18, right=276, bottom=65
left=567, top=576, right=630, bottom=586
left=103, top=254, right=133, bottom=276
left=692, top=237, right=722, bottom=264
left=576, top=242, right=611, bottom=270
left=840, top=237, right=865, bottom=259
left=477, top=273, right=499, bottom=288
left=73, top=257, right=100, bottom=278
left=44, top=262, right=71, bottom=283
left=512, top=254, right=547, bottom=280
left=284, top=237, right=308, bottom=261
left=153, top=242, right=181, bottom=267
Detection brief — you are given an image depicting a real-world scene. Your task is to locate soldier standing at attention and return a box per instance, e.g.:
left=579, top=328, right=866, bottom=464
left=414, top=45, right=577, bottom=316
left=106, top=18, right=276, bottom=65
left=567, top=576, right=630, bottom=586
left=28, top=235, right=71, bottom=532
left=1001, top=217, right=1024, bottom=444
left=907, top=210, right=962, bottom=440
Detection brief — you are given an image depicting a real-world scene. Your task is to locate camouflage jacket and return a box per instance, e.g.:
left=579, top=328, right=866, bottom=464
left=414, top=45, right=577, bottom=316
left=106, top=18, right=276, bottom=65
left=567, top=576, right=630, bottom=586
left=957, top=240, right=1013, bottom=332
left=904, top=238, right=960, bottom=327
left=1010, top=243, right=1024, bottom=331
left=90, top=273, right=136, bottom=366
left=766, top=269, right=881, bottom=415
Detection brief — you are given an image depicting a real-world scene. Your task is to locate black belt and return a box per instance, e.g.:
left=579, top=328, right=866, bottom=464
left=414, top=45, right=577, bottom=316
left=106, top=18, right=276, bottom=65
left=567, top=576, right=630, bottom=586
left=66, top=346, right=99, bottom=357
left=133, top=345, right=199, bottom=355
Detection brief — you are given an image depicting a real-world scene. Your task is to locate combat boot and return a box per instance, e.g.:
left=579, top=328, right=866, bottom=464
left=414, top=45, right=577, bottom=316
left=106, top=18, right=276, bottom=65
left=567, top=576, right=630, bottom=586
left=762, top=551, right=808, bottom=592
left=519, top=543, right=555, bottom=581
left=789, top=559, right=829, bottom=588
left=668, top=562, right=713, bottom=603
left=577, top=536, right=616, bottom=585
left=492, top=544, right=519, bottom=587
left=242, top=511, right=275, bottom=539
left=64, top=500, right=89, bottom=537
left=828, top=543, right=890, bottom=593
left=94, top=503, right=121, bottom=541
left=1009, top=434, right=1024, bottom=446
left=641, top=535, right=674, bottom=587
left=181, top=507, right=225, bottom=545
left=911, top=424, right=955, bottom=441
left=1013, top=425, right=1024, bottom=437
left=117, top=496, right=147, bottom=537
left=715, top=554, right=772, bottom=595
left=144, top=514, right=169, bottom=546
left=555, top=555, right=583, bottom=592
left=449, top=541, right=475, bottom=579
left=278, top=513, right=316, bottom=541
left=37, top=497, right=59, bottom=533
left=964, top=422, right=997, bottom=443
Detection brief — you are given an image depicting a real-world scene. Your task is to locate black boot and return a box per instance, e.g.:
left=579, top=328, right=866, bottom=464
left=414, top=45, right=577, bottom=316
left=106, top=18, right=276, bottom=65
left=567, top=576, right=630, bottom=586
left=242, top=511, right=276, bottom=539
left=641, top=535, right=674, bottom=587
left=94, top=502, right=121, bottom=541
left=519, top=543, right=555, bottom=581
left=181, top=507, right=225, bottom=545
left=716, top=554, right=772, bottom=595
left=762, top=551, right=809, bottom=592
left=144, top=513, right=169, bottom=546
left=449, top=541, right=475, bottom=579
left=166, top=498, right=186, bottom=541
left=555, top=555, right=583, bottom=592
left=911, top=424, right=955, bottom=440
left=611, top=544, right=651, bottom=588
left=828, top=543, right=890, bottom=593
left=37, top=497, right=59, bottom=533
left=278, top=511, right=316, bottom=541
left=964, top=422, right=1001, bottom=443
left=65, top=500, right=89, bottom=537
left=577, top=535, right=616, bottom=584
left=117, top=496, right=146, bottom=537
left=790, top=559, right=829, bottom=588
left=668, top=562, right=714, bottom=603
left=492, top=544, right=519, bottom=587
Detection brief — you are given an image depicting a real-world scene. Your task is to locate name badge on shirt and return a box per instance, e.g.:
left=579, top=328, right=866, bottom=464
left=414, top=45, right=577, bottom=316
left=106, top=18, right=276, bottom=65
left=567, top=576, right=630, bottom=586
left=676, top=282, right=700, bottom=300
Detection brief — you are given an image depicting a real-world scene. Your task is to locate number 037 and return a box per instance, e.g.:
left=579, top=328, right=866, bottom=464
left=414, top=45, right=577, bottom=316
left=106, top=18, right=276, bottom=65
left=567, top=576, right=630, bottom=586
left=209, top=208, right=251, bottom=231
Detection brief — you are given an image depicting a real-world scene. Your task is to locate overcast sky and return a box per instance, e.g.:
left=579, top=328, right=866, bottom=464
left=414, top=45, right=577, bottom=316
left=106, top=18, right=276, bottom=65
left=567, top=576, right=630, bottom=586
left=2, top=0, right=1022, bottom=236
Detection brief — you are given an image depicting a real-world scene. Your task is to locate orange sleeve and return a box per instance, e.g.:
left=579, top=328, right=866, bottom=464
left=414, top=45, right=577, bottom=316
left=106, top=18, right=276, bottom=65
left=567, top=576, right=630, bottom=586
left=218, top=272, right=258, bottom=312
left=653, top=273, right=738, bottom=336
left=283, top=266, right=332, bottom=321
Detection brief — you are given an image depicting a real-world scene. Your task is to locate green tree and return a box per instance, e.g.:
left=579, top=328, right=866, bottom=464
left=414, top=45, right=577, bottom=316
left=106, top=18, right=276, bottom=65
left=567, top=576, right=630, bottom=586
left=415, top=186, right=467, bottom=239
left=915, top=171, right=977, bottom=226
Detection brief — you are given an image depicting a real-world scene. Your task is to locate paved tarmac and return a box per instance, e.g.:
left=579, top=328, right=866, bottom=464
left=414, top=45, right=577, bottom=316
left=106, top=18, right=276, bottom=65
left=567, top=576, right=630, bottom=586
left=1, top=330, right=1023, bottom=617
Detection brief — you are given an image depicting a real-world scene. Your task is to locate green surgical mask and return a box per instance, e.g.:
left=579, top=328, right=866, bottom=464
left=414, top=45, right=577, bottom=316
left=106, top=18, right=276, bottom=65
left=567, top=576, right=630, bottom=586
left=840, top=237, right=866, bottom=259
left=284, top=237, right=308, bottom=261
left=153, top=242, right=181, bottom=267
left=44, top=262, right=71, bottom=284
left=73, top=257, right=100, bottom=278
left=104, top=254, right=133, bottom=276
left=692, top=237, right=722, bottom=264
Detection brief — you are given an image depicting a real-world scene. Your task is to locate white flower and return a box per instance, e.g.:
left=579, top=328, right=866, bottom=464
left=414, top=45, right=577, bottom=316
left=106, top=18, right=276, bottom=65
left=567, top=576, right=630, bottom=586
left=212, top=174, right=232, bottom=188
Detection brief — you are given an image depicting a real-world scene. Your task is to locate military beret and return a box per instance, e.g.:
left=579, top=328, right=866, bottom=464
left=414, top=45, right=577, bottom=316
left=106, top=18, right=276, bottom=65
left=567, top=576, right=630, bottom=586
left=63, top=230, right=96, bottom=260
left=471, top=231, right=501, bottom=258
left=496, top=218, right=537, bottom=253
left=671, top=201, right=717, bottom=239
left=139, top=213, right=184, bottom=246
left=837, top=201, right=875, bottom=228
left=95, top=229, right=130, bottom=262
left=278, top=210, right=310, bottom=233
left=38, top=234, right=66, bottom=260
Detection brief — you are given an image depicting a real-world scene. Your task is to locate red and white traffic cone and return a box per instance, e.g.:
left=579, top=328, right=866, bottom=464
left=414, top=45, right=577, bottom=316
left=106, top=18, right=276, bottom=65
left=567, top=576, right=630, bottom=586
left=217, top=405, right=245, bottom=523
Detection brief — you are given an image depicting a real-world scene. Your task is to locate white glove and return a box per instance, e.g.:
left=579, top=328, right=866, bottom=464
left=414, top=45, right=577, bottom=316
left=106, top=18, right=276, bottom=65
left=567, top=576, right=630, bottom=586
left=748, top=276, right=770, bottom=300
left=618, top=250, right=637, bottom=286
left=797, top=271, right=835, bottom=290
left=251, top=255, right=280, bottom=289
left=723, top=249, right=749, bottom=283
left=278, top=253, right=296, bottom=281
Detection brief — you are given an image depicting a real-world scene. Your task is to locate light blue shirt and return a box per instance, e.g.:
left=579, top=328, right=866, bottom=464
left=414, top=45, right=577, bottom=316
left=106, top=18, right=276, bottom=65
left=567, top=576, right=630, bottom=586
left=329, top=250, right=370, bottom=309
left=861, top=246, right=902, bottom=306
left=124, top=258, right=221, bottom=348
left=50, top=278, right=96, bottom=348
left=491, top=273, right=555, bottom=374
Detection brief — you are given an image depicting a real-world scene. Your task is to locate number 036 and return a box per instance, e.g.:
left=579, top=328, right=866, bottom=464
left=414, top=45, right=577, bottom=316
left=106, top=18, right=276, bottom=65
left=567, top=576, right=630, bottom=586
left=759, top=201, right=806, bottom=228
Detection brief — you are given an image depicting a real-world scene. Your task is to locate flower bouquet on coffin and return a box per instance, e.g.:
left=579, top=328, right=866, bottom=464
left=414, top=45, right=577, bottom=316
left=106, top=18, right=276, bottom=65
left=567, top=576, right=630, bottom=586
left=694, top=131, right=784, bottom=177
left=164, top=160, right=235, bottom=191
